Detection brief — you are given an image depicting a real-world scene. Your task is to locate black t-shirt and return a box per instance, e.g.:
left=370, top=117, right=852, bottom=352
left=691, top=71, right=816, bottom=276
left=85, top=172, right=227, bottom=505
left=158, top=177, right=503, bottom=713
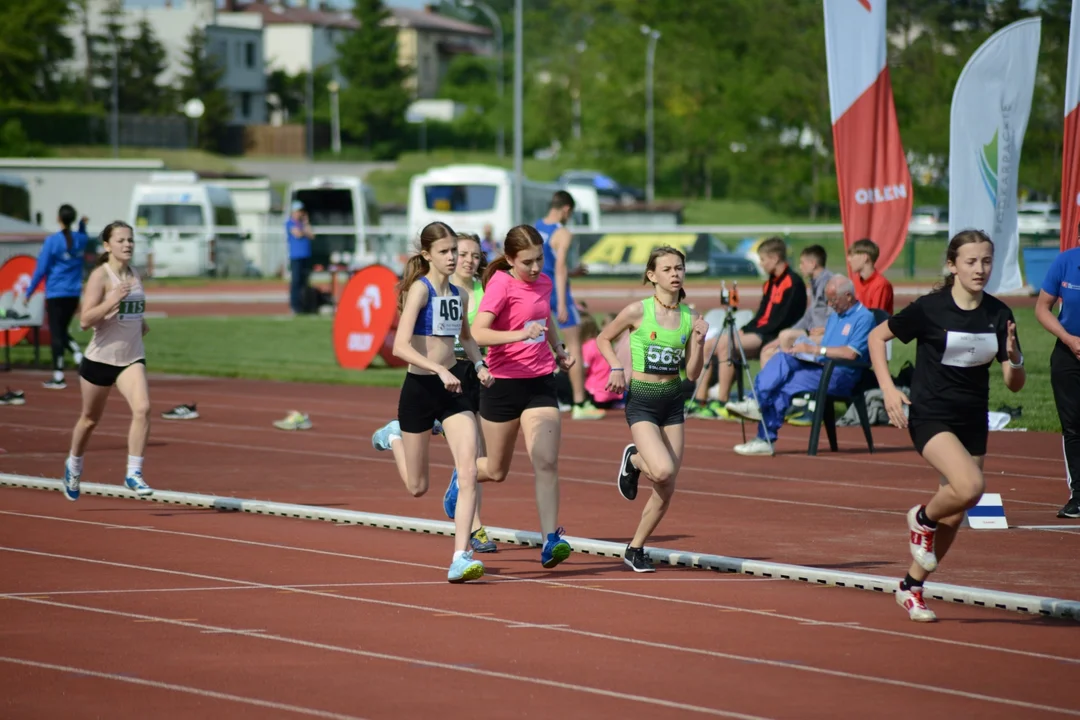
left=887, top=289, right=1017, bottom=423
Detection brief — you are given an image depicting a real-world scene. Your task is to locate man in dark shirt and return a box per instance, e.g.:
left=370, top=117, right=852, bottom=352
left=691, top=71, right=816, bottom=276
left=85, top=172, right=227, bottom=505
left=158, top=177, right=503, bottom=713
left=688, top=236, right=807, bottom=420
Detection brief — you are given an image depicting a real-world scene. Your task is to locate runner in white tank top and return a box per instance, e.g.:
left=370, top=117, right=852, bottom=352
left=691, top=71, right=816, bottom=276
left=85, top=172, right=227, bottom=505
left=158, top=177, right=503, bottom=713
left=63, top=221, right=155, bottom=502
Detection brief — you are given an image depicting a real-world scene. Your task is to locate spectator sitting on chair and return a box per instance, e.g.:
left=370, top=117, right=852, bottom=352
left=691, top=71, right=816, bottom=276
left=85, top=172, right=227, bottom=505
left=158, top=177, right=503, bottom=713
left=760, top=244, right=834, bottom=367
left=286, top=201, right=314, bottom=315
left=724, top=275, right=875, bottom=457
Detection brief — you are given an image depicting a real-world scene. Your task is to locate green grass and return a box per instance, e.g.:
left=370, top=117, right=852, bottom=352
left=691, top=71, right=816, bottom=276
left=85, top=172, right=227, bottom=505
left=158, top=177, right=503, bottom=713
left=4, top=307, right=1060, bottom=433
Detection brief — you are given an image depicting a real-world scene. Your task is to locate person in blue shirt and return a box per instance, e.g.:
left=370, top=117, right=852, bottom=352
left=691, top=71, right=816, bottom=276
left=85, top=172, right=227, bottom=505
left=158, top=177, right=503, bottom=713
left=25, top=204, right=90, bottom=390
left=724, top=275, right=875, bottom=456
left=1036, top=239, right=1080, bottom=519
left=286, top=201, right=314, bottom=315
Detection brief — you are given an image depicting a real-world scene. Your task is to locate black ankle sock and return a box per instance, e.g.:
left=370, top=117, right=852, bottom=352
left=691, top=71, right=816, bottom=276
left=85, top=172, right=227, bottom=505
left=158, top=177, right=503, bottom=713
left=916, top=506, right=938, bottom=529
left=899, top=574, right=923, bottom=592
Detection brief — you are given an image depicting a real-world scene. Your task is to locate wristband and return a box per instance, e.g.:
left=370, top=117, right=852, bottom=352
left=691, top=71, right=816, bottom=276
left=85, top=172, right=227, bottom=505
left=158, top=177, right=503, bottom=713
left=474, top=359, right=487, bottom=372
left=609, top=368, right=624, bottom=373
left=1008, top=353, right=1024, bottom=369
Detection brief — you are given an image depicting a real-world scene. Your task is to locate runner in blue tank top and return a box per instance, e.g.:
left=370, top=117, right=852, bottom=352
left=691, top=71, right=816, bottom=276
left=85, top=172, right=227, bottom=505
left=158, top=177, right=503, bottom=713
left=535, top=190, right=605, bottom=420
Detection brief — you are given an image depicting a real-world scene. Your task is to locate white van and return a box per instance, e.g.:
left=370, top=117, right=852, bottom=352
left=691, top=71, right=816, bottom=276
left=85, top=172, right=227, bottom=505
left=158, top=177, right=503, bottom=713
left=406, top=164, right=600, bottom=248
left=284, top=176, right=381, bottom=269
left=129, top=175, right=248, bottom=278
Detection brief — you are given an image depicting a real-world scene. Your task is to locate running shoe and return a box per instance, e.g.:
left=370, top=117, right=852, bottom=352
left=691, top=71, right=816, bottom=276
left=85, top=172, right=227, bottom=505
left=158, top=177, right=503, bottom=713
left=371, top=420, right=401, bottom=451
left=63, top=462, right=80, bottom=502
left=617, top=443, right=641, bottom=501
left=125, top=471, right=154, bottom=497
left=162, top=403, right=199, bottom=420
left=734, top=437, right=774, bottom=456
left=470, top=527, right=497, bottom=553
left=906, top=505, right=938, bottom=572
left=541, top=527, right=572, bottom=568
left=432, top=419, right=444, bottom=436
left=0, top=387, right=25, bottom=405
left=42, top=379, right=66, bottom=390
left=273, top=410, right=312, bottom=430
left=896, top=585, right=937, bottom=622
left=443, top=469, right=458, bottom=519
left=623, top=545, right=655, bottom=573
left=571, top=401, right=606, bottom=420
left=447, top=550, right=485, bottom=583
left=725, top=398, right=762, bottom=422
left=1057, top=498, right=1080, bottom=519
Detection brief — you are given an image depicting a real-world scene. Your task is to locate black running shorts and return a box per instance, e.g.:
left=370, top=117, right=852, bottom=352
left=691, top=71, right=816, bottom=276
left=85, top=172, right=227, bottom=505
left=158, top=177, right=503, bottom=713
left=397, top=371, right=474, bottom=434
left=624, top=378, right=685, bottom=428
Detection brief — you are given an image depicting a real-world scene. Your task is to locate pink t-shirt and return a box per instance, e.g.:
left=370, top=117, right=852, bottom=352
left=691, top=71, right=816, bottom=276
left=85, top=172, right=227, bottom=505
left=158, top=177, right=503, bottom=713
left=582, top=338, right=621, bottom=404
left=477, top=270, right=556, bottom=379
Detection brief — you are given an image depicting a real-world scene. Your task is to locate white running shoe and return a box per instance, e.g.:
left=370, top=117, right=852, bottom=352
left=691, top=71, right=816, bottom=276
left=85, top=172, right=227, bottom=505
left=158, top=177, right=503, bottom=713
left=725, top=398, right=762, bottom=422
left=906, top=506, right=938, bottom=573
left=896, top=586, right=937, bottom=622
left=734, top=437, right=774, bottom=456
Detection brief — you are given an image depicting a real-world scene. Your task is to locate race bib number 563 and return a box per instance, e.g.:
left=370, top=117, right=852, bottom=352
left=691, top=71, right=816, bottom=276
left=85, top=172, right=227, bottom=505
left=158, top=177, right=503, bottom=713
left=645, top=344, right=683, bottom=373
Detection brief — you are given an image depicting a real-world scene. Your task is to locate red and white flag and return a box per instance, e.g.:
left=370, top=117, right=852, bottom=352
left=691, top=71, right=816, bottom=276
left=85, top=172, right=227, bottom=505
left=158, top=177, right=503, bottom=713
left=1062, top=0, right=1080, bottom=251
left=823, top=0, right=913, bottom=274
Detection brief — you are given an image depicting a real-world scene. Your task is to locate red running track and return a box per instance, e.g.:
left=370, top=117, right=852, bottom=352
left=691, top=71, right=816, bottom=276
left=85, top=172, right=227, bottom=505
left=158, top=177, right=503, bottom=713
left=0, top=370, right=1078, bottom=718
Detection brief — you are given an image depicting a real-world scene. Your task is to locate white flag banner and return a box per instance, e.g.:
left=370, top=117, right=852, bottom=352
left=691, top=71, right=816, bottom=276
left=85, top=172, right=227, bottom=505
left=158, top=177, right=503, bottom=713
left=949, top=18, right=1041, bottom=295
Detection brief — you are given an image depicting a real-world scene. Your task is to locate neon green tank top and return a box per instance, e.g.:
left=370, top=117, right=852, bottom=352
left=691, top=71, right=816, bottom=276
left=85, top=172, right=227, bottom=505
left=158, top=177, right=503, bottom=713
left=630, top=298, right=692, bottom=376
left=455, top=278, right=485, bottom=357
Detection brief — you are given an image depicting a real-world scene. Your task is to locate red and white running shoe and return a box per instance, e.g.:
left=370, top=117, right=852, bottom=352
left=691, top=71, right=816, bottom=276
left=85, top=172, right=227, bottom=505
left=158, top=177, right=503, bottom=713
left=896, top=585, right=937, bottom=622
left=906, top=505, right=938, bottom=572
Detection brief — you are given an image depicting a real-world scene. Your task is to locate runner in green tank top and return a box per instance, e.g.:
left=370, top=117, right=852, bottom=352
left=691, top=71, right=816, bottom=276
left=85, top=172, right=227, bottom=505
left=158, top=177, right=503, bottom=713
left=595, top=246, right=709, bottom=572
left=444, top=234, right=498, bottom=553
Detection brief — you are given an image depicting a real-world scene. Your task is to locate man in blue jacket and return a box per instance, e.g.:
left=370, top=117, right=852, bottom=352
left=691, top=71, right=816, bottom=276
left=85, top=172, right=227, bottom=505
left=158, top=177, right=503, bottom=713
left=24, top=205, right=90, bottom=389
left=286, top=201, right=314, bottom=315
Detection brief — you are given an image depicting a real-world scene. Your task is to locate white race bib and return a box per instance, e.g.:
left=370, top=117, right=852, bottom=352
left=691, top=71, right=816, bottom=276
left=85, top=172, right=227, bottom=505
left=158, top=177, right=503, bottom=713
left=431, top=295, right=462, bottom=336
left=942, top=331, right=998, bottom=368
left=522, top=318, right=547, bottom=345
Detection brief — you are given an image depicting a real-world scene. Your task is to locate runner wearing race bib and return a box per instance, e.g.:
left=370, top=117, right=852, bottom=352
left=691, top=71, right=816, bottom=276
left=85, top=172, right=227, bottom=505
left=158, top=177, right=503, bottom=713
left=596, top=246, right=709, bottom=572
left=62, top=221, right=155, bottom=502
left=370, top=221, right=490, bottom=584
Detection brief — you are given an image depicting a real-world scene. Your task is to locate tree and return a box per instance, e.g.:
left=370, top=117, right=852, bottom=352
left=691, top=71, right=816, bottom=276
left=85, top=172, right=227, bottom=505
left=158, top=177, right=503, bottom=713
left=336, top=0, right=412, bottom=155
left=176, top=27, right=232, bottom=152
left=127, top=18, right=172, bottom=114
left=0, top=0, right=73, bottom=103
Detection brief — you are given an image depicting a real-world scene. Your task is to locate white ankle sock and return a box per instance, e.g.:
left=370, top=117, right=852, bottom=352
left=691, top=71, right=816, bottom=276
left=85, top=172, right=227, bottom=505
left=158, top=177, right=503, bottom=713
left=453, top=550, right=465, bottom=562
left=67, top=455, right=83, bottom=474
left=52, top=370, right=63, bottom=383
left=126, top=455, right=143, bottom=477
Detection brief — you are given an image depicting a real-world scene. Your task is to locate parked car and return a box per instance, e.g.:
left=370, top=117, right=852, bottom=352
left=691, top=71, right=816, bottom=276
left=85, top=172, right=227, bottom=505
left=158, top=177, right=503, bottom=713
left=909, top=205, right=948, bottom=235
left=557, top=170, right=645, bottom=205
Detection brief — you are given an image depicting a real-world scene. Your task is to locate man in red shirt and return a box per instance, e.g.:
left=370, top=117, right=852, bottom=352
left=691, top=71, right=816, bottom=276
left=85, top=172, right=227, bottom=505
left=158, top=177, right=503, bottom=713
left=847, top=238, right=894, bottom=315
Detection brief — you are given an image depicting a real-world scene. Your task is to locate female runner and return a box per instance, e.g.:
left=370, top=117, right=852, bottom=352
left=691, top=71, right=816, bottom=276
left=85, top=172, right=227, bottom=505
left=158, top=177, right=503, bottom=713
left=596, top=246, right=708, bottom=572
left=442, top=232, right=498, bottom=553
left=63, top=221, right=154, bottom=502
left=462, top=225, right=576, bottom=568
left=370, top=221, right=488, bottom=583
left=868, top=230, right=1025, bottom=621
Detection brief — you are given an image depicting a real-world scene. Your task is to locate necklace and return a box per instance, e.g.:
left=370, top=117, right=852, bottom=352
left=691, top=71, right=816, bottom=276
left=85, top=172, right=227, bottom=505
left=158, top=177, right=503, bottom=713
left=654, top=294, right=679, bottom=310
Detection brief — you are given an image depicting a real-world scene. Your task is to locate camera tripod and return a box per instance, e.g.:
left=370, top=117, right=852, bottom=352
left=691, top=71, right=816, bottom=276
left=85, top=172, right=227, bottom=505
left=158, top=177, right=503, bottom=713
left=693, top=304, right=774, bottom=452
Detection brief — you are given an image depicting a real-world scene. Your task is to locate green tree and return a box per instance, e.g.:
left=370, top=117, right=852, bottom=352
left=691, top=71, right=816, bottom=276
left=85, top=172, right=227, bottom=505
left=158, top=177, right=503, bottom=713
left=336, top=0, right=412, bottom=155
left=0, top=0, right=73, bottom=103
left=176, top=27, right=232, bottom=152
left=127, top=18, right=172, bottom=114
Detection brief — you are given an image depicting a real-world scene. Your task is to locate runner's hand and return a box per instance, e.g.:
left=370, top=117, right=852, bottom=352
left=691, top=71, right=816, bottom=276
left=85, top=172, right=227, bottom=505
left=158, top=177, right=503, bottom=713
left=1006, top=321, right=1021, bottom=363
left=520, top=322, right=544, bottom=341
left=607, top=368, right=626, bottom=394
left=556, top=347, right=575, bottom=372
left=883, top=386, right=911, bottom=429
left=477, top=366, right=494, bottom=387
left=438, top=368, right=462, bottom=394
left=692, top=317, right=709, bottom=345
left=107, top=282, right=131, bottom=305
left=557, top=304, right=568, bottom=324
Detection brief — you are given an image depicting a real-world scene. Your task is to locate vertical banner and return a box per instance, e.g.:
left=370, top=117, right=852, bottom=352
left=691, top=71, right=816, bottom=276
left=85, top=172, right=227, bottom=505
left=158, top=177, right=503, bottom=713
left=823, top=0, right=913, bottom=275
left=949, top=18, right=1041, bottom=295
left=1062, top=0, right=1080, bottom=251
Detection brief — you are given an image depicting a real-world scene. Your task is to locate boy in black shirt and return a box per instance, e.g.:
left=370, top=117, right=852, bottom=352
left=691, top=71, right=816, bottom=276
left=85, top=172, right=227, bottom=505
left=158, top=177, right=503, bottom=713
left=868, top=230, right=1025, bottom=623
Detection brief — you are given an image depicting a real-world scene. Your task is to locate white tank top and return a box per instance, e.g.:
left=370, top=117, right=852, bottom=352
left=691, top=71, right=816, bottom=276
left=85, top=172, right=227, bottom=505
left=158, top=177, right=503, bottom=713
left=84, top=264, right=146, bottom=367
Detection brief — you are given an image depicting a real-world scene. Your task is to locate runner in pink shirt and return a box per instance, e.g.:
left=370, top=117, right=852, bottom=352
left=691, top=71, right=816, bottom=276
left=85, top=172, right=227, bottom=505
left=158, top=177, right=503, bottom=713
left=446, top=224, right=576, bottom=569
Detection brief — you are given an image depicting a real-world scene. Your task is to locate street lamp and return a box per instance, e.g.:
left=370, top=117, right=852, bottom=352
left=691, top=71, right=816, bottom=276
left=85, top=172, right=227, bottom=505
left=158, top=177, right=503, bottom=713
left=641, top=24, right=660, bottom=205
left=460, top=0, right=505, bottom=158
left=328, top=80, right=341, bottom=155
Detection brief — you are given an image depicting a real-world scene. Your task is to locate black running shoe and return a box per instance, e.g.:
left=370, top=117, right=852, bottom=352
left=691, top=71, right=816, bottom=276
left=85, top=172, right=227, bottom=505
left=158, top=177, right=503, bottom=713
left=0, top=387, right=25, bottom=405
left=617, top=443, right=641, bottom=501
left=623, top=545, right=655, bottom=573
left=1058, top=498, right=1080, bottom=519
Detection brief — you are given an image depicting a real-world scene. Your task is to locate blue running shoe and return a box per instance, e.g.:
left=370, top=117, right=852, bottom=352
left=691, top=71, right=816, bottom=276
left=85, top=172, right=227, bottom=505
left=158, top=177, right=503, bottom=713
left=125, top=471, right=153, bottom=497
left=541, top=526, right=572, bottom=568
left=63, top=463, right=80, bottom=502
left=443, top=469, right=459, bottom=519
left=432, top=419, right=444, bottom=436
left=470, top=527, right=497, bottom=553
left=448, top=550, right=485, bottom=583
left=371, top=420, right=401, bottom=451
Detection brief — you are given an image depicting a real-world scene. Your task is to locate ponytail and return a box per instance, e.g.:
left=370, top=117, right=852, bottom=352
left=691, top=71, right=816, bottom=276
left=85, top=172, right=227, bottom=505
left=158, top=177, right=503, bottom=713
left=397, top=254, right=430, bottom=312
left=58, top=204, right=77, bottom=252
left=63, top=227, right=73, bottom=252
left=97, top=251, right=110, bottom=266
left=481, top=255, right=511, bottom=288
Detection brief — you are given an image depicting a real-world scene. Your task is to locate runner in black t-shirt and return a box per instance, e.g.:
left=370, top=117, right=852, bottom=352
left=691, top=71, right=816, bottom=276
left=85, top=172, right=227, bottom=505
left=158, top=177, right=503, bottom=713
left=868, top=230, right=1026, bottom=623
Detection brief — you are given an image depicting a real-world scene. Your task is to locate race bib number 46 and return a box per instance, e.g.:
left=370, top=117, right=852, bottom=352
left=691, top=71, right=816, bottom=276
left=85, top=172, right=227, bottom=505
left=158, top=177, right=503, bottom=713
left=118, top=299, right=145, bottom=321
left=644, top=344, right=684, bottom=374
left=432, top=296, right=462, bottom=336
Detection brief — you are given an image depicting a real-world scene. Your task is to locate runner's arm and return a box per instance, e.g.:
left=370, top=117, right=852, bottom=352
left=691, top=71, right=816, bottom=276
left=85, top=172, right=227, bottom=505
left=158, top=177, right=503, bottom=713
left=595, top=302, right=641, bottom=375
left=392, top=282, right=452, bottom=374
